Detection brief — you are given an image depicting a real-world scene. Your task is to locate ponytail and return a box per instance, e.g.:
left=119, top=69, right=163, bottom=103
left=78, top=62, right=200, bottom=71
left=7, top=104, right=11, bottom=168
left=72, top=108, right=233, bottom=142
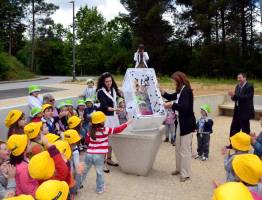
left=89, top=123, right=104, bottom=140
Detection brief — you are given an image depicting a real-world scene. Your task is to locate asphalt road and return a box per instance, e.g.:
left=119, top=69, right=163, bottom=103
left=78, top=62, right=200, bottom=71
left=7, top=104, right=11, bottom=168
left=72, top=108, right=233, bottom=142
left=0, top=76, right=90, bottom=100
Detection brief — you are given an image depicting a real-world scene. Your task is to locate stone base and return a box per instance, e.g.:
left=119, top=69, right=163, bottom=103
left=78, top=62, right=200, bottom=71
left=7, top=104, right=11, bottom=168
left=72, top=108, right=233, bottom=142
left=110, top=126, right=165, bottom=176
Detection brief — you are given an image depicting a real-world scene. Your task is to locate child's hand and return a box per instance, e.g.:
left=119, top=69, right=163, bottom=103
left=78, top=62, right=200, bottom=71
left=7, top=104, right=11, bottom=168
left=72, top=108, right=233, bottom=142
left=41, top=134, right=51, bottom=148
left=7, top=165, right=16, bottom=179
left=221, top=146, right=230, bottom=155
left=126, top=119, right=133, bottom=125
left=76, top=162, right=85, bottom=174
left=212, top=180, right=221, bottom=189
left=250, top=132, right=257, bottom=144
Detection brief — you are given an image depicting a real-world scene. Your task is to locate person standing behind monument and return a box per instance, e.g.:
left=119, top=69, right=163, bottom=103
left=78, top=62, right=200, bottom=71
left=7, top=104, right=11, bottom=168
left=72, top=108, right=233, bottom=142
left=96, top=72, right=122, bottom=171
left=161, top=71, right=196, bottom=182
left=134, top=44, right=149, bottom=68
left=227, top=73, right=254, bottom=148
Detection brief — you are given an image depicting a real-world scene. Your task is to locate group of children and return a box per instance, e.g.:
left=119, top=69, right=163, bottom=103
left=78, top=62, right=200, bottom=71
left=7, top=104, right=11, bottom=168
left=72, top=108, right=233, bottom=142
left=164, top=104, right=214, bottom=161
left=212, top=118, right=262, bottom=200
left=3, top=78, right=262, bottom=200
left=0, top=80, right=131, bottom=199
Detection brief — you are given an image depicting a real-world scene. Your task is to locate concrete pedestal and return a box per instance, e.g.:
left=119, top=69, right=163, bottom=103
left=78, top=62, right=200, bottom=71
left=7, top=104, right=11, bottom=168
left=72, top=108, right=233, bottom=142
left=110, top=126, right=165, bottom=176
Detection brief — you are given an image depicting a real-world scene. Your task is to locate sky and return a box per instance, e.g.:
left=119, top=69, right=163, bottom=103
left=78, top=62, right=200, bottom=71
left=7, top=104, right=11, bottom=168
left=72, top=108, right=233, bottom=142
left=47, top=0, right=261, bottom=31
left=46, top=0, right=128, bottom=27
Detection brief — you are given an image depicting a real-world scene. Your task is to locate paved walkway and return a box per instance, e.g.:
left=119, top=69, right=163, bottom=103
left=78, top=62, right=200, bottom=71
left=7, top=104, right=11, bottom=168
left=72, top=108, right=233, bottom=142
left=76, top=117, right=260, bottom=200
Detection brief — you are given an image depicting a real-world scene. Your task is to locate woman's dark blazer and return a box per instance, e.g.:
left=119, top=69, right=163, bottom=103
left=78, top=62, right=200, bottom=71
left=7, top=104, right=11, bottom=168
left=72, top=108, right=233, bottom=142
left=163, top=86, right=196, bottom=136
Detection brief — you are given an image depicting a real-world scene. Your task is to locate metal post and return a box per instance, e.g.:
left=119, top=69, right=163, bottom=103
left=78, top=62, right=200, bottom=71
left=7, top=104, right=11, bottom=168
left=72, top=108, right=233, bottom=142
left=260, top=0, right=262, bottom=22
left=69, top=1, right=76, bottom=81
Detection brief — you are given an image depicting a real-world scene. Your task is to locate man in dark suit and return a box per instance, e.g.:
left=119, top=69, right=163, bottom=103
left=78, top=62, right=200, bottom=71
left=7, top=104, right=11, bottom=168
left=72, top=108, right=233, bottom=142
left=228, top=73, right=255, bottom=141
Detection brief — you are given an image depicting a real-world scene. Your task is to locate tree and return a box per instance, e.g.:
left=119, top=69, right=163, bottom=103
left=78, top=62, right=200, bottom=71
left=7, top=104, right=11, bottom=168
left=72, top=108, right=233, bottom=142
left=28, top=0, right=58, bottom=71
left=0, top=0, right=27, bottom=55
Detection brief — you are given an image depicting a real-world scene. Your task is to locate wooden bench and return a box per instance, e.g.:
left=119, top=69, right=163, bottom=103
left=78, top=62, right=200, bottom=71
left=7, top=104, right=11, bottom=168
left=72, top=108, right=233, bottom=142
left=219, top=103, right=262, bottom=119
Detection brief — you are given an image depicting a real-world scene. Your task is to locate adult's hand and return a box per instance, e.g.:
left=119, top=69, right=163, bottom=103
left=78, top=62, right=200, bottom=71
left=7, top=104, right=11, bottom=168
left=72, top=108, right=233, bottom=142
left=228, top=91, right=235, bottom=97
left=164, top=102, right=173, bottom=109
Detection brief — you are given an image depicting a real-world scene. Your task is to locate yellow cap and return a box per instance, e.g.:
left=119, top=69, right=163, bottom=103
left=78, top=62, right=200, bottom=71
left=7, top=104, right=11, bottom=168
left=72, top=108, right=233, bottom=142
left=7, top=134, right=28, bottom=156
left=67, top=116, right=81, bottom=129
left=42, top=104, right=53, bottom=112
left=63, top=130, right=81, bottom=144
left=212, top=182, right=253, bottom=200
left=28, top=151, right=55, bottom=180
left=230, top=131, right=251, bottom=151
left=24, top=122, right=42, bottom=139
left=5, top=110, right=23, bottom=128
left=91, top=111, right=106, bottom=124
left=35, top=180, right=69, bottom=200
left=4, top=195, right=34, bottom=200
left=232, top=154, right=262, bottom=185
left=54, top=140, right=72, bottom=160
left=44, top=133, right=60, bottom=144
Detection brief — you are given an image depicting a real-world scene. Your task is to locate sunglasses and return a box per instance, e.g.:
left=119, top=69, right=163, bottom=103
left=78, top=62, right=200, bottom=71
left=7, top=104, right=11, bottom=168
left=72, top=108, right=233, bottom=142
left=49, top=99, right=55, bottom=102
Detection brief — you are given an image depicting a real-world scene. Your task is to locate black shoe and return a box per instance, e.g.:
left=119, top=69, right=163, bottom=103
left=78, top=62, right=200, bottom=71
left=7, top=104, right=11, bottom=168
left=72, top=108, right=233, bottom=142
left=104, top=169, right=110, bottom=173
left=164, top=138, right=169, bottom=142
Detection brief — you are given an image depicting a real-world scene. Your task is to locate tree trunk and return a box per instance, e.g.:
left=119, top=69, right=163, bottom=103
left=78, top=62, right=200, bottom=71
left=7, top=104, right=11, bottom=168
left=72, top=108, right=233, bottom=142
left=221, top=7, right=225, bottom=43
left=31, top=0, right=35, bottom=71
left=250, top=0, right=254, bottom=53
left=215, top=8, right=219, bottom=43
left=240, top=0, right=247, bottom=58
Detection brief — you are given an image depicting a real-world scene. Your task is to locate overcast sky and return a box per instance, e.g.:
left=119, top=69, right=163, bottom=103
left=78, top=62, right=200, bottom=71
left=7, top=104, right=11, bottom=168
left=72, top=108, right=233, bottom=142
left=47, top=0, right=261, bottom=31
left=46, top=0, right=128, bottom=27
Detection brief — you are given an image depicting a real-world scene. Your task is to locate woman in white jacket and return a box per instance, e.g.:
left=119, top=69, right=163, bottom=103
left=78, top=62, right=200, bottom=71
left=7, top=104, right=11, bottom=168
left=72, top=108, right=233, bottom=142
left=134, top=44, right=149, bottom=68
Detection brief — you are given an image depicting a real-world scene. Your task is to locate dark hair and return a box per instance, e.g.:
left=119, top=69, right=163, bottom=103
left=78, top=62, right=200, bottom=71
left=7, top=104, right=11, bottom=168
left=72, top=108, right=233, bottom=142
left=97, top=72, right=121, bottom=96
left=89, top=123, right=104, bottom=140
left=7, top=114, right=25, bottom=138
left=10, top=153, right=24, bottom=165
left=171, top=71, right=191, bottom=92
left=238, top=73, right=247, bottom=78
left=138, top=44, right=145, bottom=49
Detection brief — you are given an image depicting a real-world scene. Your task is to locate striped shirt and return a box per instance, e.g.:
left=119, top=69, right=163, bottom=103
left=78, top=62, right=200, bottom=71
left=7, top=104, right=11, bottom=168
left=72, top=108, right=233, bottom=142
left=86, top=123, right=128, bottom=154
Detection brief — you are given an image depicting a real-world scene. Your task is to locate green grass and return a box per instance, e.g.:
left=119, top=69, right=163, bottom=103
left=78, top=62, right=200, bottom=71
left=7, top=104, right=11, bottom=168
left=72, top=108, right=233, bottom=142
left=64, top=73, right=262, bottom=94
left=0, top=53, right=35, bottom=80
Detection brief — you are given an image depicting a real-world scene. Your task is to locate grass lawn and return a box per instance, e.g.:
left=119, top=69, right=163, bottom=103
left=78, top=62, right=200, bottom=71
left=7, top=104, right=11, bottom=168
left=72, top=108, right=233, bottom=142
left=65, top=74, right=262, bottom=95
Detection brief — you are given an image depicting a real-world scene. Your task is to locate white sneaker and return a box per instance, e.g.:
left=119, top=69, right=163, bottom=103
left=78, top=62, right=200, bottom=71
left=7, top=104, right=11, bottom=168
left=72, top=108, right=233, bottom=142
left=97, top=190, right=104, bottom=194
left=201, top=156, right=208, bottom=161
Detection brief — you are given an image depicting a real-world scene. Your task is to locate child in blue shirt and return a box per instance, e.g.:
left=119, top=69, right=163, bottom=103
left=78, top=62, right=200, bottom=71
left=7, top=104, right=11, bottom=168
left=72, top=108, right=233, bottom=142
left=195, top=104, right=213, bottom=161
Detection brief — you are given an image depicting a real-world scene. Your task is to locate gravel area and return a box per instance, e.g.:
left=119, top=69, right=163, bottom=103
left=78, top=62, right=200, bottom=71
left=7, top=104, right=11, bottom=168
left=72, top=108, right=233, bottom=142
left=76, top=116, right=260, bottom=200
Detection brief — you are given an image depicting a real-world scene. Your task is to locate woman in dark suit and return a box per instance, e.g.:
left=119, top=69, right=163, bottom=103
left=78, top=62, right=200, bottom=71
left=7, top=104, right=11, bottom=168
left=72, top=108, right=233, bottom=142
left=161, top=71, right=196, bottom=182
left=97, top=72, right=122, bottom=171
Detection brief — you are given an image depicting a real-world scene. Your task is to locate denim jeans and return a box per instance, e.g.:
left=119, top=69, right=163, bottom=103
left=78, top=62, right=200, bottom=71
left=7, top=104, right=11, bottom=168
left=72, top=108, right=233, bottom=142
left=83, top=153, right=105, bottom=192
left=165, top=124, right=176, bottom=142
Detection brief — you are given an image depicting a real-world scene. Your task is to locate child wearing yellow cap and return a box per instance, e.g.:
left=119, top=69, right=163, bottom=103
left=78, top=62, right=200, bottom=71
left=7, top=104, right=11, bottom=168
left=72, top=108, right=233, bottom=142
left=24, top=122, right=47, bottom=158
left=212, top=182, right=254, bottom=200
left=0, top=141, right=16, bottom=198
left=35, top=180, right=69, bottom=200
left=222, top=131, right=251, bottom=182
left=7, top=134, right=39, bottom=197
left=232, top=154, right=262, bottom=198
left=5, top=110, right=26, bottom=138
left=64, top=130, right=84, bottom=193
left=28, top=138, right=71, bottom=189
left=82, top=111, right=132, bottom=194
left=41, top=104, right=58, bottom=135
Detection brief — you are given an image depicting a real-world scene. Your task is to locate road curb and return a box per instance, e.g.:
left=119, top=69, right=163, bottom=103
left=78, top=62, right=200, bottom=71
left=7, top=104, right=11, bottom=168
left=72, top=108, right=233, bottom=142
left=0, top=77, right=49, bottom=84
